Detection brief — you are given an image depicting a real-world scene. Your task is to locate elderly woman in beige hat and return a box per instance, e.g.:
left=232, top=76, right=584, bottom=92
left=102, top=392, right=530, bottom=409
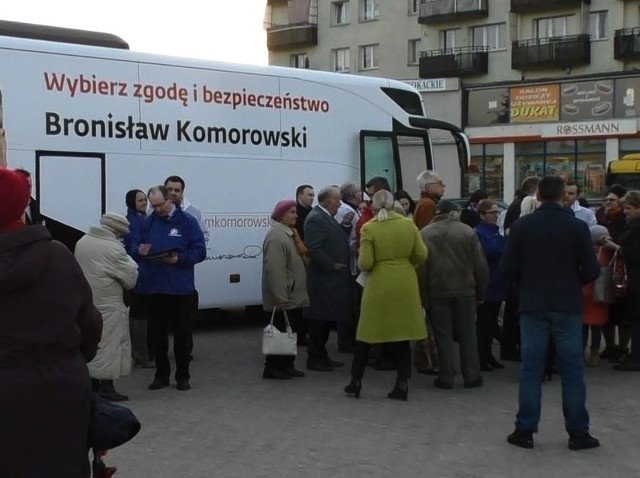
left=75, top=212, right=139, bottom=401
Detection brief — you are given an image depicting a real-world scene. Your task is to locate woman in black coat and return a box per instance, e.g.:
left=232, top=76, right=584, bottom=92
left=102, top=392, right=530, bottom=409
left=0, top=168, right=102, bottom=477
left=613, top=191, right=640, bottom=371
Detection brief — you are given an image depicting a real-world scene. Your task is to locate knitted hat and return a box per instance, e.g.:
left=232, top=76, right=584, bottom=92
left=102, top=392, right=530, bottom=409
left=590, top=225, right=610, bottom=244
left=271, top=199, right=297, bottom=220
left=100, top=212, right=130, bottom=235
left=0, top=168, right=30, bottom=228
left=435, top=199, right=460, bottom=216
left=608, top=185, right=627, bottom=199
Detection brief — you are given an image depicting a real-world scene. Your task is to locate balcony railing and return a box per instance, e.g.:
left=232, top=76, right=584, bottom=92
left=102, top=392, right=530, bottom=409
left=419, top=46, right=489, bottom=78
left=511, top=34, right=590, bottom=70
left=266, top=22, right=318, bottom=51
left=614, top=27, right=640, bottom=61
left=510, top=0, right=590, bottom=14
left=418, top=0, right=488, bottom=25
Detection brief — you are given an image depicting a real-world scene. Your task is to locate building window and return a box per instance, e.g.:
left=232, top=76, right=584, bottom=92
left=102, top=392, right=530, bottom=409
left=332, top=47, right=350, bottom=72
left=408, top=39, right=421, bottom=65
left=589, top=11, right=608, bottom=40
left=290, top=53, right=309, bottom=69
left=360, top=44, right=379, bottom=70
left=408, top=0, right=419, bottom=15
left=360, top=0, right=380, bottom=21
left=472, top=23, right=506, bottom=51
left=535, top=15, right=571, bottom=39
left=439, top=28, right=460, bottom=51
left=332, top=1, right=349, bottom=26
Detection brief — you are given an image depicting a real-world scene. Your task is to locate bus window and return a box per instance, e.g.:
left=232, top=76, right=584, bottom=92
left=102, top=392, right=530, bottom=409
left=360, top=132, right=398, bottom=192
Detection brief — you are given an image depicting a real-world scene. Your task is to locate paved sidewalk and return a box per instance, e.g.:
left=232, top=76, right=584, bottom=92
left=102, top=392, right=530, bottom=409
left=109, top=315, right=640, bottom=478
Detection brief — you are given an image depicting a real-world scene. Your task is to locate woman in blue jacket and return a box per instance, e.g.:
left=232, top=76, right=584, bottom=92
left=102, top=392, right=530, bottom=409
left=475, top=199, right=509, bottom=371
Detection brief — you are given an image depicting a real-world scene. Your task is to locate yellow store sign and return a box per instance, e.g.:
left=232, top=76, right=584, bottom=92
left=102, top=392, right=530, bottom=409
left=510, top=84, right=559, bottom=123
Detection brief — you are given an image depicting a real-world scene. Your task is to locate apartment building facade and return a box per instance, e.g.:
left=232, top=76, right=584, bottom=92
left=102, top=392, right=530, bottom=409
left=265, top=0, right=640, bottom=201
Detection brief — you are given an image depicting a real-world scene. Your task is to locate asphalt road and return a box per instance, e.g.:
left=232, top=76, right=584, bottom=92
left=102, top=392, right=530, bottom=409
left=108, top=310, right=640, bottom=478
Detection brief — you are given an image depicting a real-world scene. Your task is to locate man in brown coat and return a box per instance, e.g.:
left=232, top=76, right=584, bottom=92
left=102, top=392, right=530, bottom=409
left=414, top=170, right=445, bottom=230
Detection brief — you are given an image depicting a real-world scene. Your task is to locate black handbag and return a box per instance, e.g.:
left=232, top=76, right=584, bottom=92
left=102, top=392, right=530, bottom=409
left=89, top=393, right=141, bottom=451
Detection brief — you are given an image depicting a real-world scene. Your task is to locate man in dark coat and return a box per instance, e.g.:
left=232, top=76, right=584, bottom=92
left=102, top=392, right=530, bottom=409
left=303, top=185, right=351, bottom=372
left=501, top=176, right=541, bottom=362
left=0, top=168, right=103, bottom=477
left=501, top=176, right=601, bottom=451
left=295, top=184, right=314, bottom=241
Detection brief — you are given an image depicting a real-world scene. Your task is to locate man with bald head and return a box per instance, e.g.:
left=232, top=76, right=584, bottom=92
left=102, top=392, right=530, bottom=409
left=303, top=185, right=352, bottom=372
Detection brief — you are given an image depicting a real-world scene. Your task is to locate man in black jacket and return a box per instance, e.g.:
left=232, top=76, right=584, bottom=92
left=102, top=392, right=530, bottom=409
left=295, top=184, right=314, bottom=241
left=501, top=176, right=541, bottom=361
left=501, top=176, right=600, bottom=451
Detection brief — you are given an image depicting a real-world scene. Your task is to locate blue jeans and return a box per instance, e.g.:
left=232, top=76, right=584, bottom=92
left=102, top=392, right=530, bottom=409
left=516, top=312, right=590, bottom=434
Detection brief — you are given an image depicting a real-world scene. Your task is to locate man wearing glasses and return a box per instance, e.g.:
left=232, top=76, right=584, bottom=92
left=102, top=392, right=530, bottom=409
left=414, top=170, right=445, bottom=230
left=131, top=185, right=206, bottom=391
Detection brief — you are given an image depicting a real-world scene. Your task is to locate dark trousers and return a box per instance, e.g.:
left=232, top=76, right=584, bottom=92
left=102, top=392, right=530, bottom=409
left=476, top=301, right=502, bottom=364
left=501, top=286, right=521, bottom=359
left=307, top=319, right=333, bottom=362
left=429, top=296, right=481, bottom=385
left=264, top=308, right=302, bottom=371
left=351, top=340, right=411, bottom=381
left=147, top=294, right=195, bottom=382
left=338, top=276, right=360, bottom=348
left=129, top=293, right=153, bottom=364
left=582, top=325, right=602, bottom=351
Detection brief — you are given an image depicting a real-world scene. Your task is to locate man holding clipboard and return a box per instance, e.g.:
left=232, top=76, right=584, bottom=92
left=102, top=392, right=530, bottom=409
left=130, top=186, right=206, bottom=391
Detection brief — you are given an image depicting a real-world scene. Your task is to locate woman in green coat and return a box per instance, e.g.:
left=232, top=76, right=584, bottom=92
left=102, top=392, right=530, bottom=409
left=344, top=190, right=428, bottom=401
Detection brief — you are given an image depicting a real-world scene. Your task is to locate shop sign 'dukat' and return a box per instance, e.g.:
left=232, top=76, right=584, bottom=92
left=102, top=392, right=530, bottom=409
left=509, top=84, right=559, bottom=123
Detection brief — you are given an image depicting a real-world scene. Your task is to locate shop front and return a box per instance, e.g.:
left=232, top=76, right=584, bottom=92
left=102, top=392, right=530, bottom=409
left=463, top=76, right=640, bottom=202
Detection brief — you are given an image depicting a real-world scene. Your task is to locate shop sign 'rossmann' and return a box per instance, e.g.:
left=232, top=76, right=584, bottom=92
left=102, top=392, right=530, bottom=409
left=541, top=119, right=637, bottom=138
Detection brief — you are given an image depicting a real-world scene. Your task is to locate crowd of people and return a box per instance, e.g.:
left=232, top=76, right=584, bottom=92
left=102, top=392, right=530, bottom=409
left=3, top=158, right=640, bottom=475
left=263, top=172, right=640, bottom=452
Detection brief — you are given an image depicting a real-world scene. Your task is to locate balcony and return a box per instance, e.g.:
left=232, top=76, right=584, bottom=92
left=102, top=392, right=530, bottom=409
left=418, top=0, right=488, bottom=25
left=510, top=0, right=590, bottom=14
left=615, top=27, right=640, bottom=61
left=419, top=47, right=488, bottom=78
left=511, top=34, right=590, bottom=70
left=266, top=23, right=318, bottom=51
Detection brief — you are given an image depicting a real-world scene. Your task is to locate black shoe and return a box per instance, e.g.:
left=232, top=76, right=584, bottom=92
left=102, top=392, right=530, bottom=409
left=599, top=347, right=614, bottom=359
left=176, top=379, right=191, bottom=391
left=307, top=361, right=333, bottom=372
left=283, top=367, right=305, bottom=378
left=338, top=344, right=356, bottom=354
left=464, top=377, right=484, bottom=389
left=612, top=359, right=640, bottom=371
left=568, top=432, right=600, bottom=451
left=488, top=356, right=505, bottom=369
left=148, top=378, right=170, bottom=390
left=370, top=360, right=395, bottom=371
left=263, top=368, right=292, bottom=380
left=480, top=363, right=494, bottom=372
left=433, top=378, right=453, bottom=390
left=507, top=429, right=534, bottom=449
left=344, top=378, right=362, bottom=399
left=387, top=381, right=408, bottom=401
left=416, top=367, right=439, bottom=375
left=324, top=357, right=344, bottom=368
left=99, top=390, right=129, bottom=402
left=501, top=352, right=521, bottom=362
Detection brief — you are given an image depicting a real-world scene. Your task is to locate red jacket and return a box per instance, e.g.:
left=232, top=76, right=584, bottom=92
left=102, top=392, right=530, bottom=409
left=355, top=204, right=374, bottom=248
left=582, top=246, right=612, bottom=326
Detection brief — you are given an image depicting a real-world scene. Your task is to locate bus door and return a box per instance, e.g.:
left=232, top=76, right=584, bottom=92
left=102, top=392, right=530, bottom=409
left=36, top=150, right=105, bottom=250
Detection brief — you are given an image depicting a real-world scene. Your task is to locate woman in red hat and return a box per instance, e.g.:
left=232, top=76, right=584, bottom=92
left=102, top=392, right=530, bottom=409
left=0, top=168, right=103, bottom=477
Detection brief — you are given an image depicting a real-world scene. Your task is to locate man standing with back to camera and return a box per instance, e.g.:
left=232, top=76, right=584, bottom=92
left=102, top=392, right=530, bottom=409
left=501, top=176, right=600, bottom=451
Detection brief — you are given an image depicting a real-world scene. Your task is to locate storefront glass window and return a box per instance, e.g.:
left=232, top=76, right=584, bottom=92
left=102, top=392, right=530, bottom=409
left=576, top=139, right=606, bottom=199
left=515, top=142, right=544, bottom=190
left=619, top=138, right=640, bottom=157
left=464, top=144, right=504, bottom=199
left=514, top=140, right=605, bottom=199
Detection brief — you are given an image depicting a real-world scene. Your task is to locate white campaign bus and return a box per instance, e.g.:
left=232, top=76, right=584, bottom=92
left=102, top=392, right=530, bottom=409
left=0, top=21, right=470, bottom=309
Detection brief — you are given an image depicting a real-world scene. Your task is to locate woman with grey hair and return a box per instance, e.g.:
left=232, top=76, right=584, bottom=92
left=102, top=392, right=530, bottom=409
left=75, top=212, right=139, bottom=400
left=344, top=190, right=428, bottom=401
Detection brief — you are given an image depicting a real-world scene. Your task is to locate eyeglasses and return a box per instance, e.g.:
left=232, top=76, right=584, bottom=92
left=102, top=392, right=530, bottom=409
left=483, top=210, right=500, bottom=215
left=427, top=181, right=445, bottom=187
left=151, top=201, right=167, bottom=210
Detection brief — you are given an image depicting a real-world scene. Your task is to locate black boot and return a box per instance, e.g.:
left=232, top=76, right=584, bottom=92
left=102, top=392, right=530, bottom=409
left=387, top=379, right=408, bottom=401
left=99, top=379, right=129, bottom=402
left=344, top=377, right=362, bottom=399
